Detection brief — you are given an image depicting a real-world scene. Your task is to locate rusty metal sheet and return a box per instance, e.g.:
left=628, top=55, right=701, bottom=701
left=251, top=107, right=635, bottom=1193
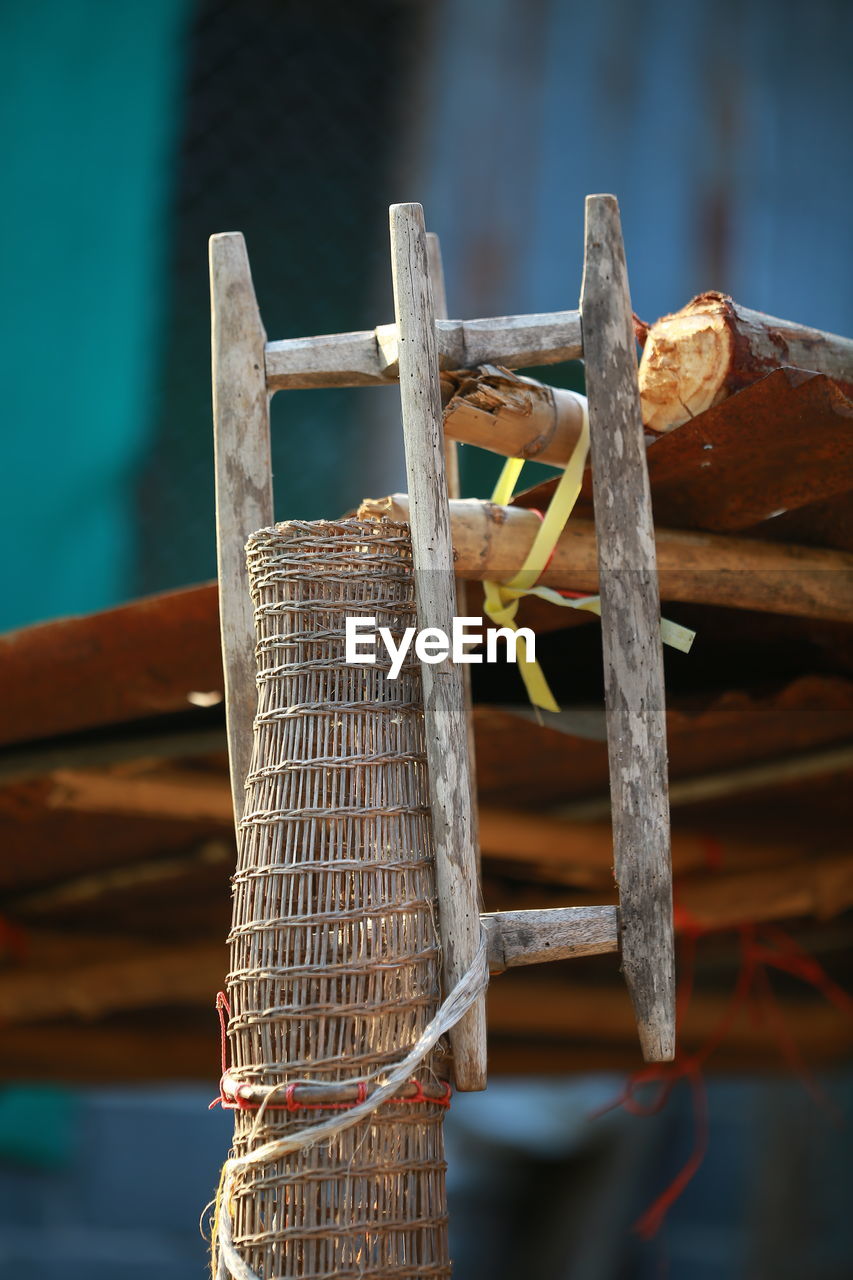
left=741, top=491, right=853, bottom=552
left=512, top=369, right=853, bottom=536
left=645, top=369, right=853, bottom=531
left=0, top=583, right=221, bottom=750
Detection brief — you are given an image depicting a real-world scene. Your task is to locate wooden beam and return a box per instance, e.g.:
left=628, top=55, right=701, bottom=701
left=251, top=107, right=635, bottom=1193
left=554, top=742, right=853, bottom=822
left=487, top=974, right=852, bottom=1058
left=486, top=1036, right=852, bottom=1074
left=210, top=233, right=274, bottom=826
left=581, top=194, right=674, bottom=1063
left=1, top=935, right=846, bottom=1072
left=0, top=1024, right=216, bottom=1083
left=478, top=808, right=811, bottom=887
left=677, top=852, right=853, bottom=932
left=358, top=494, right=853, bottom=623
left=0, top=940, right=226, bottom=1023
left=4, top=1016, right=848, bottom=1085
left=484, top=848, right=853, bottom=934
left=45, top=768, right=234, bottom=822
left=7, top=841, right=231, bottom=916
left=390, top=203, right=487, bottom=1091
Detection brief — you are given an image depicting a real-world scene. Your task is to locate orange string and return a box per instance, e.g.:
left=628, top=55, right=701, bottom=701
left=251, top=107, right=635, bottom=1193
left=594, top=916, right=851, bottom=1238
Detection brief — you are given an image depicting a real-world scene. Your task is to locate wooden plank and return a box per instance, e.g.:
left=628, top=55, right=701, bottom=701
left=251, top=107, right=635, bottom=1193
left=4, top=842, right=849, bottom=1026
left=210, top=233, right=274, bottom=825
left=5, top=934, right=840, bottom=1063
left=359, top=493, right=853, bottom=623
left=483, top=905, right=619, bottom=972
left=4, top=1019, right=848, bottom=1085
left=0, top=1023, right=216, bottom=1083
left=264, top=311, right=583, bottom=389
left=580, top=194, right=675, bottom=1063
left=487, top=1036, right=852, bottom=1074
left=471, top=676, right=853, bottom=809
left=390, top=202, right=487, bottom=1091
left=7, top=841, right=231, bottom=916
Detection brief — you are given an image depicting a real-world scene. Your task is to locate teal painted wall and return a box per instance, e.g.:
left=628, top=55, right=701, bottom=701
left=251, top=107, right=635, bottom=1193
left=0, top=0, right=191, bottom=630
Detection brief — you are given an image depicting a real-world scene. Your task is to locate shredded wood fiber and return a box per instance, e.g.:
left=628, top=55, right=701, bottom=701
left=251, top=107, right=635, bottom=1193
left=216, top=520, right=456, bottom=1280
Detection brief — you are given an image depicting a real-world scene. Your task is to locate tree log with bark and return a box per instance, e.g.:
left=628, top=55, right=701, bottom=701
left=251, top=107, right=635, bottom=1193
left=639, top=291, right=853, bottom=433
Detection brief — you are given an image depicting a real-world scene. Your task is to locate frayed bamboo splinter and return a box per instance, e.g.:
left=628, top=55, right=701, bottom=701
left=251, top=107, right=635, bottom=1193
left=442, top=365, right=586, bottom=465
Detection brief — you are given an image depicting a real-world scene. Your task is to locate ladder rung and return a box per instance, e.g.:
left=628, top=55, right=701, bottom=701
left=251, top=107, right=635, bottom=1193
left=482, top=905, right=619, bottom=974
left=264, top=311, right=583, bottom=391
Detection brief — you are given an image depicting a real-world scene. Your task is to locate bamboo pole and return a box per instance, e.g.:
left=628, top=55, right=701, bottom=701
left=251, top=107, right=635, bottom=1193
left=442, top=366, right=586, bottom=466
left=359, top=493, right=853, bottom=623
left=639, top=291, right=853, bottom=433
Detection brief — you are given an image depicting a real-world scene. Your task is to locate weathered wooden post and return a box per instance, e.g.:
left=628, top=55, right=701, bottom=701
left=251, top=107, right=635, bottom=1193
left=581, top=194, right=675, bottom=1061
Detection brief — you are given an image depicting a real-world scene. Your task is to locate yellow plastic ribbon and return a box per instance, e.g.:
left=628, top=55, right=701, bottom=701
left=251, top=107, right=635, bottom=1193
left=481, top=391, right=694, bottom=712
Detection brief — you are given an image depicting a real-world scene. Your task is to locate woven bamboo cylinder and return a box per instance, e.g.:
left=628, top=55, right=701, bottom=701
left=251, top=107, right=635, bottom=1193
left=224, top=519, right=451, bottom=1280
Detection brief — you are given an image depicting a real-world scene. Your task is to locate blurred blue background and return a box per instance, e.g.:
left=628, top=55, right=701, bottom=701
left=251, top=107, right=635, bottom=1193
left=1, top=0, right=851, bottom=1276
left=3, top=0, right=852, bottom=632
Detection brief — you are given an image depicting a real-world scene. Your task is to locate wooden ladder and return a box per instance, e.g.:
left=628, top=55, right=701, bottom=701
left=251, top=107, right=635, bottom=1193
left=210, top=194, right=675, bottom=1093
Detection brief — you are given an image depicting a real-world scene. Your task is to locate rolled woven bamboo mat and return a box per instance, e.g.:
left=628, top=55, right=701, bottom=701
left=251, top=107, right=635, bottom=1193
left=220, top=519, right=451, bottom=1280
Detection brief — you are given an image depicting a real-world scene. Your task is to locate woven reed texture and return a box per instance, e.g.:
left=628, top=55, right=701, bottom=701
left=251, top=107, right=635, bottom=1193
left=225, top=519, right=451, bottom=1280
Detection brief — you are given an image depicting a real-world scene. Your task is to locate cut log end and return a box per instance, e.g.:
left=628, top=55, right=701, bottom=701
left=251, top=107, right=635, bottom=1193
left=639, top=289, right=853, bottom=433
left=639, top=305, right=733, bottom=433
